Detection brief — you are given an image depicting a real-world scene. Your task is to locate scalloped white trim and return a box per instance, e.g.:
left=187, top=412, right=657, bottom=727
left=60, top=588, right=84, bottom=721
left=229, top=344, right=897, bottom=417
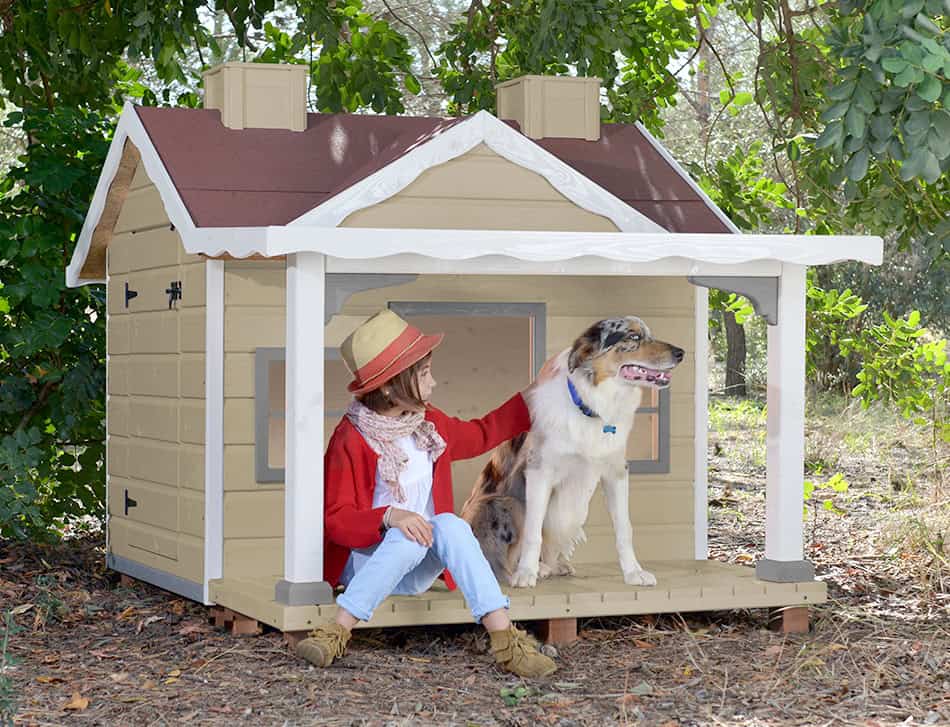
left=288, top=110, right=666, bottom=233
left=66, top=102, right=196, bottom=287
left=191, top=225, right=882, bottom=267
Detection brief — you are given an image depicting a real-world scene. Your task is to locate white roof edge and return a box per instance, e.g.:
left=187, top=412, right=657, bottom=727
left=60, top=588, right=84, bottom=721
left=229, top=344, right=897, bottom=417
left=288, top=110, right=667, bottom=234
left=66, top=102, right=197, bottom=287
left=634, top=121, right=742, bottom=235
left=187, top=226, right=883, bottom=267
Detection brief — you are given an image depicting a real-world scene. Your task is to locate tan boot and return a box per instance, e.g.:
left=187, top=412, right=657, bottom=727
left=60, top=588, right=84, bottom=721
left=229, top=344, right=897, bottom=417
left=296, top=622, right=351, bottom=667
left=489, top=625, right=557, bottom=678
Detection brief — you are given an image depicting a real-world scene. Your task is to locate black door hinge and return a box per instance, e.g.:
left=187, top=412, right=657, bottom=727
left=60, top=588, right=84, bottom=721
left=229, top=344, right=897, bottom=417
left=165, top=280, right=182, bottom=309
left=124, top=282, right=138, bottom=308
left=124, top=489, right=138, bottom=516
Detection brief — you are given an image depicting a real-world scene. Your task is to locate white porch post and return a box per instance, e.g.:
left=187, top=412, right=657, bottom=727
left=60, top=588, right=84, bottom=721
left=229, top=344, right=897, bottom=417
left=275, top=252, right=334, bottom=605
left=756, top=263, right=815, bottom=582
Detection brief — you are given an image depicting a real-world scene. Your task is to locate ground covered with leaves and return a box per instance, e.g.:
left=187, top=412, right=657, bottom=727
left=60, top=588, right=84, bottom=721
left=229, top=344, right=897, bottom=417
left=2, top=398, right=948, bottom=726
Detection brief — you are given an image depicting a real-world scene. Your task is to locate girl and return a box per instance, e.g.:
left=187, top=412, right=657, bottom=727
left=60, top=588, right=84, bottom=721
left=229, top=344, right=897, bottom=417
left=295, top=309, right=558, bottom=678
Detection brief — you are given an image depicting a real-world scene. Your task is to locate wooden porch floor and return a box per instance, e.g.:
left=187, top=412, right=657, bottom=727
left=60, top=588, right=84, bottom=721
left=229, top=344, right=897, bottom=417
left=209, top=560, right=826, bottom=632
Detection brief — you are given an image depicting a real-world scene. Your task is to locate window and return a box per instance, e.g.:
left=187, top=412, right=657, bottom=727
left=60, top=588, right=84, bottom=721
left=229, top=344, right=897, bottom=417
left=627, top=387, right=671, bottom=475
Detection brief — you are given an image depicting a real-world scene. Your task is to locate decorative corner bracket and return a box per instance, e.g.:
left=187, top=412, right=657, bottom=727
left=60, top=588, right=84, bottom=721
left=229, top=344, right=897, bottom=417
left=325, top=273, right=418, bottom=324
left=687, top=276, right=780, bottom=325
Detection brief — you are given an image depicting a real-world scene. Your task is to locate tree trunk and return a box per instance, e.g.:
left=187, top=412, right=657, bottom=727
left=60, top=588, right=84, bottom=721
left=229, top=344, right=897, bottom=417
left=724, top=310, right=747, bottom=396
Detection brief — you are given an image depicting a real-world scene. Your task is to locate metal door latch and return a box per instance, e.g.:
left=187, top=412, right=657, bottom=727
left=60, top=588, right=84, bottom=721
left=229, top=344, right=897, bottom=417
left=124, top=489, right=138, bottom=516
left=124, top=282, right=138, bottom=308
left=165, top=280, right=182, bottom=309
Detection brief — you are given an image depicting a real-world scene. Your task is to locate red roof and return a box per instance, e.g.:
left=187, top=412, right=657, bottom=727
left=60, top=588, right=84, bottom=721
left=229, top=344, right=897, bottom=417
left=135, top=106, right=732, bottom=234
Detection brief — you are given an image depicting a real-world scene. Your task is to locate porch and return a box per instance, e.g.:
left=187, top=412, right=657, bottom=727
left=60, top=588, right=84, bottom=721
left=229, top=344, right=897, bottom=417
left=209, top=560, right=826, bottom=632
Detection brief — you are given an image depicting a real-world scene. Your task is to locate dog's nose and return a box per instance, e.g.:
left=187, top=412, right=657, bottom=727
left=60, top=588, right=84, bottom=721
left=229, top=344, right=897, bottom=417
left=671, top=346, right=685, bottom=363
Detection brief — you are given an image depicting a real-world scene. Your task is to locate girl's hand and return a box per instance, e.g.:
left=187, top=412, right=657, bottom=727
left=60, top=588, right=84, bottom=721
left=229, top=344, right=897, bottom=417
left=526, top=351, right=565, bottom=393
left=388, top=508, right=434, bottom=547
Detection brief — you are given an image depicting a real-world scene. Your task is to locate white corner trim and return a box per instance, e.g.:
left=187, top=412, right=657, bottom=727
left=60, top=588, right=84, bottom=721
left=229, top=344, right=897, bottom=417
left=634, top=121, right=742, bottom=235
left=693, top=285, right=709, bottom=559
left=66, top=102, right=197, bottom=288
left=202, top=258, right=224, bottom=605
left=288, top=110, right=666, bottom=234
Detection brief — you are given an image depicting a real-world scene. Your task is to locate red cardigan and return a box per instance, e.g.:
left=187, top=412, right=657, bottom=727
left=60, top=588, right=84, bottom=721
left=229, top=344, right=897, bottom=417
left=323, top=393, right=531, bottom=590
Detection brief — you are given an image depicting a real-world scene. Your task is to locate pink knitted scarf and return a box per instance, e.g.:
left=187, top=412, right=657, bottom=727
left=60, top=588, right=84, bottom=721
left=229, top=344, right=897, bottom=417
left=345, top=400, right=447, bottom=503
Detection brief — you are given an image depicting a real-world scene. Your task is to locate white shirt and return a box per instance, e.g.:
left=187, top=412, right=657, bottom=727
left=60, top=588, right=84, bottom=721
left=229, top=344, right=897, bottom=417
left=371, top=436, right=435, bottom=520
left=342, top=436, right=436, bottom=584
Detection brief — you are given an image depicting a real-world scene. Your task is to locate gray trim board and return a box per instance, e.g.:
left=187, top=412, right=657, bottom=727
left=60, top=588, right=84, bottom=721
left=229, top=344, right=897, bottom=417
left=255, top=347, right=286, bottom=484
left=108, top=553, right=205, bottom=603
left=687, top=276, right=780, bottom=325
left=627, top=387, right=671, bottom=475
left=275, top=579, right=335, bottom=606
left=755, top=558, right=816, bottom=582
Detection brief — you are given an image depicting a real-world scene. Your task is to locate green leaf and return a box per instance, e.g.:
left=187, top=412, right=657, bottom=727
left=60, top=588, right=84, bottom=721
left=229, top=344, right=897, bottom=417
left=734, top=91, right=753, bottom=106
left=917, top=75, right=941, bottom=102
left=881, top=56, right=909, bottom=73
left=404, top=74, right=421, bottom=95
left=670, top=0, right=688, bottom=10
left=846, top=148, right=870, bottom=181
left=845, top=106, right=866, bottom=139
left=821, top=100, right=850, bottom=122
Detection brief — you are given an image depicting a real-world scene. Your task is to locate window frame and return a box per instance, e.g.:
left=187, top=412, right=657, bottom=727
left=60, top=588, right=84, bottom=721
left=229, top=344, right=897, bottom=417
left=254, top=302, right=672, bottom=482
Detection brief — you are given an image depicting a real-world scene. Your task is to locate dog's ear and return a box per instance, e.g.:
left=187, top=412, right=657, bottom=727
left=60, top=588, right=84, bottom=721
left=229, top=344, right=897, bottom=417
left=568, top=337, right=595, bottom=373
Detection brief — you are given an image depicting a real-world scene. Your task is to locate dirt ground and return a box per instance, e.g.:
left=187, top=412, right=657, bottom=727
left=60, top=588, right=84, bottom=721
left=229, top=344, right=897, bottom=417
left=2, top=398, right=948, bottom=726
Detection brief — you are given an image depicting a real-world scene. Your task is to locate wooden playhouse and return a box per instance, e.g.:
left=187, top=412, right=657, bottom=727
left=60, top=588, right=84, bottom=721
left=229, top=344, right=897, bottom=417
left=66, top=62, right=882, bottom=637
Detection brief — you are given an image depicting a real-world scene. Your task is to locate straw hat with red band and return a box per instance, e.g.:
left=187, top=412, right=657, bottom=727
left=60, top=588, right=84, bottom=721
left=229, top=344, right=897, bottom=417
left=341, top=309, right=444, bottom=396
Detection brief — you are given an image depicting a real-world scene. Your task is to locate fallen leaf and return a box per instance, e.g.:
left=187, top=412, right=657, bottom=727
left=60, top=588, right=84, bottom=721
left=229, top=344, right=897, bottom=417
left=109, top=672, right=129, bottom=683
left=63, top=692, right=89, bottom=711
left=42, top=654, right=59, bottom=664
left=11, top=603, right=34, bottom=616
left=141, top=679, right=157, bottom=690
left=137, top=615, right=165, bottom=634
left=407, top=657, right=430, bottom=663
left=164, top=677, right=179, bottom=685
left=765, top=644, right=783, bottom=656
left=634, top=639, right=656, bottom=649
left=682, top=666, right=693, bottom=676
left=178, top=623, right=211, bottom=636
left=616, top=694, right=640, bottom=706
left=169, top=600, right=186, bottom=616
left=167, top=669, right=182, bottom=677
left=117, top=606, right=136, bottom=620
left=628, top=681, right=653, bottom=696
left=36, top=676, right=63, bottom=684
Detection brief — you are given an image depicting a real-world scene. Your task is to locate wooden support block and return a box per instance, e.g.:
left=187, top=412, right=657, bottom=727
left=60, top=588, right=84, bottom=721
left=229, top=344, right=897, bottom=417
left=536, top=617, right=578, bottom=646
left=769, top=606, right=809, bottom=634
left=209, top=606, right=261, bottom=636
left=283, top=631, right=309, bottom=651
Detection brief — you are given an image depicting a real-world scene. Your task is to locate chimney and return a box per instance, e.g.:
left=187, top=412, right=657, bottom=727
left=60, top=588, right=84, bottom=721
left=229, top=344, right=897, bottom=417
left=202, top=62, right=309, bottom=132
left=495, top=75, right=601, bottom=141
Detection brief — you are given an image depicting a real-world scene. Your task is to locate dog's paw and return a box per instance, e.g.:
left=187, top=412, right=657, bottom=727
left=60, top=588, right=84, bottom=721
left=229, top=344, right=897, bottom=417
left=510, top=566, right=539, bottom=588
left=623, top=569, right=657, bottom=587
left=554, top=561, right=576, bottom=577
left=538, top=562, right=553, bottom=580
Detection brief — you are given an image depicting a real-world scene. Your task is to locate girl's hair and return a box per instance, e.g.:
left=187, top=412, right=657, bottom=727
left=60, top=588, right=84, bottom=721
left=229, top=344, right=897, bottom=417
left=359, top=353, right=431, bottom=414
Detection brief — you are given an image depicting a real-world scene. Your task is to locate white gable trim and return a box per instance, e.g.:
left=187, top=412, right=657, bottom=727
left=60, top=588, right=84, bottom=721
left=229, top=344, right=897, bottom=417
left=66, top=102, right=197, bottom=287
left=288, top=110, right=667, bottom=233
left=634, top=122, right=742, bottom=235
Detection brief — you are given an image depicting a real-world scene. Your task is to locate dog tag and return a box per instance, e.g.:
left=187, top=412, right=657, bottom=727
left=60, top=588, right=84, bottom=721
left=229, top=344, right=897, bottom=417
left=603, top=425, right=616, bottom=434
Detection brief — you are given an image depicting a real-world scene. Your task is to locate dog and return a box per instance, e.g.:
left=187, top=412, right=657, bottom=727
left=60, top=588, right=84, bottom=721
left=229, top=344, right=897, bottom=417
left=461, top=317, right=684, bottom=588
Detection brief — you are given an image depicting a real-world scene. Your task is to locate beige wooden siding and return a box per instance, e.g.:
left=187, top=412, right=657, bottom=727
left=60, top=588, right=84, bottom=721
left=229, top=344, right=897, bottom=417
left=221, top=262, right=697, bottom=574
left=222, top=260, right=286, bottom=578
left=341, top=144, right=619, bottom=232
left=107, top=167, right=205, bottom=588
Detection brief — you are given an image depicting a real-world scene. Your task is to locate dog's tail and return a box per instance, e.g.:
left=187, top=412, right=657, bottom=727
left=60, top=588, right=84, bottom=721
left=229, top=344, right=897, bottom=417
left=460, top=433, right=530, bottom=584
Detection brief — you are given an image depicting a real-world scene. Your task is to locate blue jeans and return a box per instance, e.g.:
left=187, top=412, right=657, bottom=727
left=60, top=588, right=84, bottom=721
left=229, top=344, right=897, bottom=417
left=336, top=512, right=510, bottom=624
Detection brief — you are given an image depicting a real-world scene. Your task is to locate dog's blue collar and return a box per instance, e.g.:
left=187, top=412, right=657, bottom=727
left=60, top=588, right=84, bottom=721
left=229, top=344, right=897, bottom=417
left=567, top=379, right=616, bottom=434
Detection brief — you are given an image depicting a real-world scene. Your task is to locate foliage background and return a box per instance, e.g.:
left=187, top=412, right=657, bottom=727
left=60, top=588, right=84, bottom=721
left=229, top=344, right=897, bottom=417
left=0, top=0, right=947, bottom=539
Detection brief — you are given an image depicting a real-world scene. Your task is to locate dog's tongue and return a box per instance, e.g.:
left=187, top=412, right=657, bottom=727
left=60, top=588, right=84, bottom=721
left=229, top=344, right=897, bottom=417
left=621, top=365, right=671, bottom=384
